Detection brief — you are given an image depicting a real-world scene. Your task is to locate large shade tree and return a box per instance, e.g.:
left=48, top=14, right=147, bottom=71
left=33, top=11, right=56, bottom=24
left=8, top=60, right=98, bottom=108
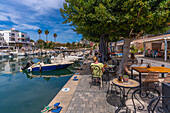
left=60, top=0, right=116, bottom=62
left=61, top=0, right=169, bottom=75
left=111, top=0, right=169, bottom=75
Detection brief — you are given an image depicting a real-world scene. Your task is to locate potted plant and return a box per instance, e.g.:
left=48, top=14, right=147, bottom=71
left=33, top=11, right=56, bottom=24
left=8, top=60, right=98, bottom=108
left=123, top=75, right=129, bottom=82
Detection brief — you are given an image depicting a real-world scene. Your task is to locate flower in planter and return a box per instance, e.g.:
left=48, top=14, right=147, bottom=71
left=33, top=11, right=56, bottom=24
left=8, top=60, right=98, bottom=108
left=123, top=75, right=129, bottom=82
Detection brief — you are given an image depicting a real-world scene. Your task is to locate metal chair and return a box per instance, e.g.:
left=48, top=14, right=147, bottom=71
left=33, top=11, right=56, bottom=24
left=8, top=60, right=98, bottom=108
left=90, top=65, right=103, bottom=89
left=148, top=96, right=170, bottom=113
left=126, top=87, right=161, bottom=113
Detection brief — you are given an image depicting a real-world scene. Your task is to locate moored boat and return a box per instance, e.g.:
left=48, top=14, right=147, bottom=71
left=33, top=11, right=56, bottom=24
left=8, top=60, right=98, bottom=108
left=22, top=61, right=73, bottom=72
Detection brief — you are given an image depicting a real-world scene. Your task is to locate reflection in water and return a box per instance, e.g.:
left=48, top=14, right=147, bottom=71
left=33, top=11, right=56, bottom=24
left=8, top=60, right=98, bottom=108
left=0, top=55, right=78, bottom=113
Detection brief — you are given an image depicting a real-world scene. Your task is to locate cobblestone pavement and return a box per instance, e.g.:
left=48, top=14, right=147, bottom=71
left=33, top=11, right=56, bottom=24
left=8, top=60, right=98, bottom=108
left=66, top=62, right=118, bottom=113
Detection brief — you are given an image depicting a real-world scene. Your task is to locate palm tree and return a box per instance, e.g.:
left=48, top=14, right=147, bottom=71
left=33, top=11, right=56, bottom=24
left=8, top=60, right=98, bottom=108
left=53, top=33, right=57, bottom=42
left=38, top=29, right=42, bottom=39
left=44, top=30, right=49, bottom=42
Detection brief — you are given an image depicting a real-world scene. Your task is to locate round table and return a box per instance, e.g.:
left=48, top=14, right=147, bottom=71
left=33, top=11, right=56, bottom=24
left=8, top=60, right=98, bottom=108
left=112, top=78, right=140, bottom=113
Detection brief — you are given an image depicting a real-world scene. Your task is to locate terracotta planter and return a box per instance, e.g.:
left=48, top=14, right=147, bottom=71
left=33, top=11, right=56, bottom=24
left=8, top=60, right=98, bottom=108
left=123, top=77, right=129, bottom=82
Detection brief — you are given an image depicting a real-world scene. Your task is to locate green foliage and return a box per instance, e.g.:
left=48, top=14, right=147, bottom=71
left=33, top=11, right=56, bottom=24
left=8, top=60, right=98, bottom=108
left=123, top=75, right=129, bottom=78
left=60, top=0, right=169, bottom=41
left=131, top=49, right=138, bottom=53
left=38, top=29, right=42, bottom=35
left=30, top=39, right=34, bottom=42
left=72, top=42, right=76, bottom=46
left=140, top=48, right=144, bottom=52
left=131, top=45, right=135, bottom=50
left=44, top=30, right=49, bottom=41
left=38, top=29, right=42, bottom=39
left=66, top=42, right=71, bottom=47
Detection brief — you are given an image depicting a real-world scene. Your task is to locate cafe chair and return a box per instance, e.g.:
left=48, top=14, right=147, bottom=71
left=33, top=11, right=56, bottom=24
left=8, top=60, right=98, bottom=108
left=141, top=71, right=159, bottom=89
left=126, top=87, right=160, bottom=113
left=163, top=73, right=170, bottom=83
left=148, top=96, right=170, bottom=113
left=90, top=65, right=103, bottom=89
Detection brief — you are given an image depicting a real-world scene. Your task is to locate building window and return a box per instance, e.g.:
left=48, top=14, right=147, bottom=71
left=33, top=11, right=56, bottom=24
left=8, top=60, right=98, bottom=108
left=10, top=33, right=15, bottom=37
left=0, top=33, right=4, bottom=36
left=22, top=35, right=24, bottom=37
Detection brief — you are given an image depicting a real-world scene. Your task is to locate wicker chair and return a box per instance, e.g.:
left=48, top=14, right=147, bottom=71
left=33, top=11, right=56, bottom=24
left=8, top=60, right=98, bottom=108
left=141, top=71, right=159, bottom=89
left=163, top=73, right=170, bottom=83
left=124, top=62, right=149, bottom=77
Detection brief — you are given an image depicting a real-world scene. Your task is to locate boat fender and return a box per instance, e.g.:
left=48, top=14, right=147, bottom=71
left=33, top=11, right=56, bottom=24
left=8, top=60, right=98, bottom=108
left=30, top=67, right=32, bottom=72
left=39, top=65, right=42, bottom=71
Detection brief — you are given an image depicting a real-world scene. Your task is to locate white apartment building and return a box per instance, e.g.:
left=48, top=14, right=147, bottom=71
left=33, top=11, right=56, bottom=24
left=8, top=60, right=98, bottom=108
left=0, top=28, right=31, bottom=49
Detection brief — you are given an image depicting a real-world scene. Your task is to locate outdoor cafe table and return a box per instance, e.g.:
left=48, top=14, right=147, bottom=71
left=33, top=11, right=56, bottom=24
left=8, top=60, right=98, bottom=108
left=112, top=78, right=140, bottom=113
left=131, top=66, right=170, bottom=88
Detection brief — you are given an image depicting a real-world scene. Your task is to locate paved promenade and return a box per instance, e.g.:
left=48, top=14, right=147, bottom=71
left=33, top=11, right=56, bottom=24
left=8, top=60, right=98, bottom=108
left=66, top=62, right=117, bottom=113
left=65, top=56, right=170, bottom=113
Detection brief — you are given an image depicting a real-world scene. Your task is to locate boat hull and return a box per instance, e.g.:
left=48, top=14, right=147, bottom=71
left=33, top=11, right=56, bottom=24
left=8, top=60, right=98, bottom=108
left=28, top=63, right=72, bottom=72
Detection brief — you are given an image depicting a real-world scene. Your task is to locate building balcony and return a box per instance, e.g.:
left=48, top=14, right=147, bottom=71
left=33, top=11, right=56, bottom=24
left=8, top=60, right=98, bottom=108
left=18, top=37, right=26, bottom=39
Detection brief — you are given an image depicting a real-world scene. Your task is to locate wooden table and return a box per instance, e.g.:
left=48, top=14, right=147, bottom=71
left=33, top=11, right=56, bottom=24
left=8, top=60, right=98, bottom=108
left=131, top=66, right=170, bottom=88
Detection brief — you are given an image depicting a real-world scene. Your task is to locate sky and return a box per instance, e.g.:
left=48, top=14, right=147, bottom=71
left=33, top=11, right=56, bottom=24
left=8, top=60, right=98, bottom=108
left=0, top=0, right=82, bottom=43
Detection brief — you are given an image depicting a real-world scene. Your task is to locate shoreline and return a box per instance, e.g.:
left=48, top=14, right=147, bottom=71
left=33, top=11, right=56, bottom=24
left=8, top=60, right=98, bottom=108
left=44, top=59, right=90, bottom=113
left=47, top=74, right=82, bottom=113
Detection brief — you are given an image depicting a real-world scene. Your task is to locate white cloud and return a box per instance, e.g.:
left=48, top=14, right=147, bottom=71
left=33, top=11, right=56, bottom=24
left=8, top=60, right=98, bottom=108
left=13, top=24, right=40, bottom=30
left=0, top=25, right=7, bottom=28
left=0, top=15, right=9, bottom=21
left=13, top=0, right=65, bottom=15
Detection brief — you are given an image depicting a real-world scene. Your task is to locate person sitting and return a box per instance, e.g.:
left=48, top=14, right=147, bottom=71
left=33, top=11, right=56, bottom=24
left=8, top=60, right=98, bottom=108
left=94, top=51, right=98, bottom=56
left=128, top=53, right=137, bottom=63
left=90, top=56, right=105, bottom=88
left=97, top=52, right=102, bottom=62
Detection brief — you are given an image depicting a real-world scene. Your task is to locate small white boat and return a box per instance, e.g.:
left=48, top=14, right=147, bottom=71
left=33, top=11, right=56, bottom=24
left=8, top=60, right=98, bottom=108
left=17, top=52, right=27, bottom=56
left=0, top=50, right=10, bottom=57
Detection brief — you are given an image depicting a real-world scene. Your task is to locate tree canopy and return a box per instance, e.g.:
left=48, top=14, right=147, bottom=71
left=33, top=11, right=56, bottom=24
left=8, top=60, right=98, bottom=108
left=61, top=0, right=169, bottom=40
left=60, top=0, right=169, bottom=74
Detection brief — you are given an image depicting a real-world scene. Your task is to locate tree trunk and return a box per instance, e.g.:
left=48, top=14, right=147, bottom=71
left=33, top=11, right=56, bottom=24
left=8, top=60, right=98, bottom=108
left=117, top=38, right=132, bottom=76
left=99, top=34, right=107, bottom=63
left=39, top=34, right=41, bottom=39
left=46, top=35, right=47, bottom=42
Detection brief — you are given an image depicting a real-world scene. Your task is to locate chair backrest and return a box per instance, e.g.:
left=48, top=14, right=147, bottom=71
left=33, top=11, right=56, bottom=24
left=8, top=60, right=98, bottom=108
left=91, top=65, right=101, bottom=77
left=132, top=87, right=161, bottom=112
left=163, top=74, right=170, bottom=83
left=144, top=71, right=159, bottom=83
left=148, top=96, right=170, bottom=113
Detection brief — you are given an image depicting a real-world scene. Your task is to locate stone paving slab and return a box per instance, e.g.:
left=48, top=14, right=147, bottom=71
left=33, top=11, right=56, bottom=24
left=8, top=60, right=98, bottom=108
left=47, top=74, right=82, bottom=113
left=66, top=62, right=118, bottom=113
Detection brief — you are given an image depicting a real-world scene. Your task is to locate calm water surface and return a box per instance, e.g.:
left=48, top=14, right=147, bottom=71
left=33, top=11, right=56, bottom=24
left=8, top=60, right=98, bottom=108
left=0, top=56, right=74, bottom=113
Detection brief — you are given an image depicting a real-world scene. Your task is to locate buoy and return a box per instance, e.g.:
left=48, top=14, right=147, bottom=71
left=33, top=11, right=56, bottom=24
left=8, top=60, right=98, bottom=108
left=62, top=88, right=70, bottom=92
left=20, top=70, right=23, bottom=72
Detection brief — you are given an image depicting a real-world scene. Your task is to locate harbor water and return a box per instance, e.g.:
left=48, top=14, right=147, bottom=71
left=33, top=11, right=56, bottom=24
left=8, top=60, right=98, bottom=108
left=0, top=55, right=77, bottom=113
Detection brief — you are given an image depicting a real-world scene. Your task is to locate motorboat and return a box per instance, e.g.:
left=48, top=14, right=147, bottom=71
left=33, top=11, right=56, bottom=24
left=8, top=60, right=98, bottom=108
left=22, top=61, right=73, bottom=72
